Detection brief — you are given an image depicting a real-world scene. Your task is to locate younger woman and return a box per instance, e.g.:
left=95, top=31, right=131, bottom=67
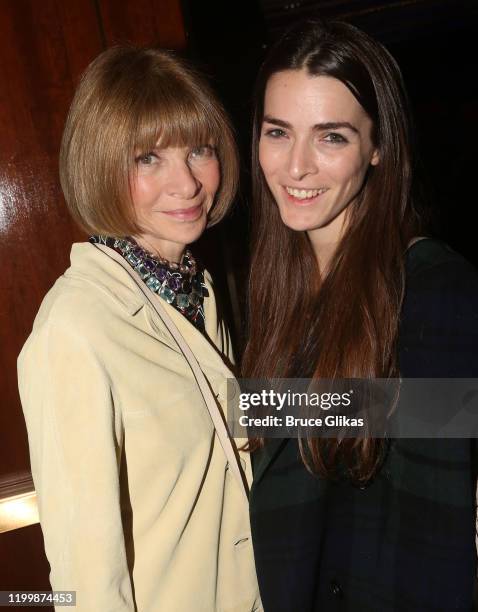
left=245, top=19, right=478, bottom=611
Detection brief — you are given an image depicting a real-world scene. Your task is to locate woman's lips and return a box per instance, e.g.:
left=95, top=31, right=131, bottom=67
left=161, top=203, right=203, bottom=221
left=283, top=185, right=327, bottom=206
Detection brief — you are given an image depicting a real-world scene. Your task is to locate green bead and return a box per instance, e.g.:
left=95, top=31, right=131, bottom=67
left=159, top=286, right=175, bottom=304
left=176, top=294, right=190, bottom=309
left=126, top=252, right=140, bottom=267
left=135, top=263, right=150, bottom=280
left=146, top=276, right=161, bottom=292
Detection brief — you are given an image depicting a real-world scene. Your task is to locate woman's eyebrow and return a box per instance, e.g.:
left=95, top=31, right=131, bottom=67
left=262, top=115, right=291, bottom=128
left=313, top=121, right=359, bottom=133
left=262, top=116, right=359, bottom=134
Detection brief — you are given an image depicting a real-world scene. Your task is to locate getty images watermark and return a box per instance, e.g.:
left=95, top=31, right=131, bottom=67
left=238, top=388, right=361, bottom=428
left=226, top=378, right=478, bottom=438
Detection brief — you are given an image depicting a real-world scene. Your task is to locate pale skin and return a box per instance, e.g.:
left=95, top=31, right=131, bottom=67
left=130, top=144, right=220, bottom=262
left=259, top=69, right=380, bottom=273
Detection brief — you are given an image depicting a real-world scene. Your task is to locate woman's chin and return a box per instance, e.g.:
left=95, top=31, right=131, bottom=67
left=173, top=220, right=208, bottom=246
left=279, top=214, right=320, bottom=233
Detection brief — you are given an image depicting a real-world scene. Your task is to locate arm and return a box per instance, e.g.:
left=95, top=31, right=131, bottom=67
left=398, top=249, right=478, bottom=599
left=18, top=315, right=135, bottom=612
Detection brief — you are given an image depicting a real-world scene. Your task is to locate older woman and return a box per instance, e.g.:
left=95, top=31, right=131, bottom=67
left=18, top=47, right=261, bottom=612
left=244, top=19, right=478, bottom=611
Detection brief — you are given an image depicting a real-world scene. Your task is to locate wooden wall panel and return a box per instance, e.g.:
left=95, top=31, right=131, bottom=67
left=0, top=0, right=103, bottom=477
left=0, top=524, right=53, bottom=612
left=98, top=0, right=187, bottom=48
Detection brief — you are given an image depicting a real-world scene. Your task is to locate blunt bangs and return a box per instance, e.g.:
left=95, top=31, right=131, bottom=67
left=133, top=85, right=223, bottom=155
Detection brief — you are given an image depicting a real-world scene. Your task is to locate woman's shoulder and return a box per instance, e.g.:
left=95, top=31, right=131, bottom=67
left=405, top=238, right=478, bottom=285
left=400, top=238, right=478, bottom=376
left=26, top=242, right=145, bottom=342
left=403, top=237, right=478, bottom=313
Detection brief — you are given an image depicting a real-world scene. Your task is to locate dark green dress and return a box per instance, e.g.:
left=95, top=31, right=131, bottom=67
left=250, top=239, right=478, bottom=611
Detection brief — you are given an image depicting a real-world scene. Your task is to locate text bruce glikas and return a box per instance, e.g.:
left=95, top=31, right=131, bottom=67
left=238, top=389, right=365, bottom=428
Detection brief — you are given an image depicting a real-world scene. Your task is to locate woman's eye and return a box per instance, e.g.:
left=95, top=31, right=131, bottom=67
left=264, top=128, right=287, bottom=139
left=189, top=145, right=215, bottom=160
left=136, top=152, right=159, bottom=165
left=323, top=132, right=347, bottom=144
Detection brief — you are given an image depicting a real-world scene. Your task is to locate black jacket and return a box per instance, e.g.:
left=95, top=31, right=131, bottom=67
left=250, top=240, right=478, bottom=611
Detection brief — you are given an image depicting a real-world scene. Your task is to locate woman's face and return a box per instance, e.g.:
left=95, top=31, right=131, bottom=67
left=131, top=144, right=220, bottom=261
left=259, top=69, right=379, bottom=250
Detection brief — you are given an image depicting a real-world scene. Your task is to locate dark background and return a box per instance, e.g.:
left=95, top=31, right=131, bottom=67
left=0, top=0, right=476, bottom=603
left=187, top=0, right=478, bottom=351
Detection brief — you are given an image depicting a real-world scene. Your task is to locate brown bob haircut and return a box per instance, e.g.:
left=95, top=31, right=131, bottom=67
left=60, top=46, right=239, bottom=236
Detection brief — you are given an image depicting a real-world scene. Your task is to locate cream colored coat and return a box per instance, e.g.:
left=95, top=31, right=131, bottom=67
left=18, top=243, right=261, bottom=612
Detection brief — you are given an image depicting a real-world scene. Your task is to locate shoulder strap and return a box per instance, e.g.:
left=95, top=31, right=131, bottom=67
left=93, top=243, right=249, bottom=500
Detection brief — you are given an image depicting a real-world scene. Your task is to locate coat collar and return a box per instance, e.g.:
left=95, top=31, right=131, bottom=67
left=67, top=243, right=235, bottom=380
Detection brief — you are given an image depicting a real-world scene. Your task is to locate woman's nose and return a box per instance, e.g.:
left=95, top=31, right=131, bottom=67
left=287, top=141, right=318, bottom=181
left=167, top=161, right=201, bottom=199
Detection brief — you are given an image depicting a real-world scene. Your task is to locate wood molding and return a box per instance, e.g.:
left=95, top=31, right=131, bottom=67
left=0, top=472, right=38, bottom=534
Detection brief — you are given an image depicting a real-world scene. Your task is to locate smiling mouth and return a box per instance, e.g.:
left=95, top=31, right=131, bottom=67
left=284, top=186, right=328, bottom=202
left=162, top=203, right=203, bottom=221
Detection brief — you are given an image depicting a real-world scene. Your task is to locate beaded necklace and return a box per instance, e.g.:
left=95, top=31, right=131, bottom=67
left=89, top=235, right=208, bottom=332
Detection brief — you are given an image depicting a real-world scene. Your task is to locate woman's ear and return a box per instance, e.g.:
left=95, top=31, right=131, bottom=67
left=370, top=148, right=380, bottom=166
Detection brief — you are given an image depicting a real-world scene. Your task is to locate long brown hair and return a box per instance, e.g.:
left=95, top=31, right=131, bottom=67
left=242, top=19, right=422, bottom=484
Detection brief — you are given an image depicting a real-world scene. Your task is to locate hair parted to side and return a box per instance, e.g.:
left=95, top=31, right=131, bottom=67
left=243, top=19, right=423, bottom=484
left=60, top=46, right=238, bottom=236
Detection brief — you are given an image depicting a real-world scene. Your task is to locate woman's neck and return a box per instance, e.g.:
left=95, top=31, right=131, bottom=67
left=307, top=208, right=348, bottom=275
left=134, top=234, right=185, bottom=264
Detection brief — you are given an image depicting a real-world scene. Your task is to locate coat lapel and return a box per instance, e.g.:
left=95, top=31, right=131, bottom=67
left=75, top=243, right=235, bottom=381
left=252, top=438, right=287, bottom=484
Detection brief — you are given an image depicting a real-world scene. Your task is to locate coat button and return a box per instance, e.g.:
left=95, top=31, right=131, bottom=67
left=330, top=579, right=343, bottom=599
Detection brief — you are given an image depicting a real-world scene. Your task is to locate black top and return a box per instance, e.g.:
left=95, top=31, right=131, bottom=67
left=250, top=239, right=478, bottom=612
